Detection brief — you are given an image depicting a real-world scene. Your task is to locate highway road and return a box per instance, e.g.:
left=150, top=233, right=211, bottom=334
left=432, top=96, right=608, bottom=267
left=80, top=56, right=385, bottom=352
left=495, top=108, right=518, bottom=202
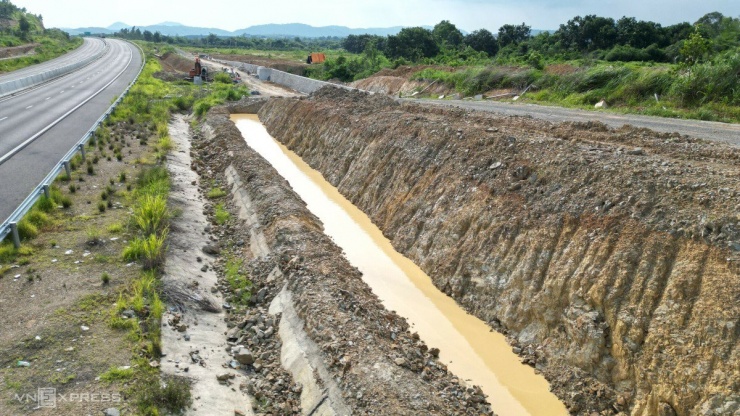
left=410, top=99, right=740, bottom=147
left=0, top=38, right=143, bottom=224
left=0, top=37, right=107, bottom=86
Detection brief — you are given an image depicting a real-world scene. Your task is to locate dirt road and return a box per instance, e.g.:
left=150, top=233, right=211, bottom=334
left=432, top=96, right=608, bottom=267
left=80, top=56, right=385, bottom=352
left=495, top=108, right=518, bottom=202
left=410, top=99, right=740, bottom=146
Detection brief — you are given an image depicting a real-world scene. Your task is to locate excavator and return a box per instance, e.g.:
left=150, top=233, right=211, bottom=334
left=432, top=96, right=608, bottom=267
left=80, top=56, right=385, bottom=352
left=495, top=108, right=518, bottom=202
left=187, top=57, right=208, bottom=82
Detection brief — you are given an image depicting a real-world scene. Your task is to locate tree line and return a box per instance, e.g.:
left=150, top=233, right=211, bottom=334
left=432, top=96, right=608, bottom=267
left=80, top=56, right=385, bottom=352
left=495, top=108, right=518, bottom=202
left=112, top=27, right=342, bottom=52
left=344, top=12, right=737, bottom=64
left=308, top=12, right=737, bottom=82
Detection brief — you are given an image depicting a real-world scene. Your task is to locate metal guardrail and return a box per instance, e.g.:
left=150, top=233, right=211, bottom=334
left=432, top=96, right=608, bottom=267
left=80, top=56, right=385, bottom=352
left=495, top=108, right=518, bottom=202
left=0, top=41, right=146, bottom=248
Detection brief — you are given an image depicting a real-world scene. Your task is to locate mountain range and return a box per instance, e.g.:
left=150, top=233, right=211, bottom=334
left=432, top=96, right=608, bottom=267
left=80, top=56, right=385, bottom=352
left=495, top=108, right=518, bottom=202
left=60, top=22, right=429, bottom=38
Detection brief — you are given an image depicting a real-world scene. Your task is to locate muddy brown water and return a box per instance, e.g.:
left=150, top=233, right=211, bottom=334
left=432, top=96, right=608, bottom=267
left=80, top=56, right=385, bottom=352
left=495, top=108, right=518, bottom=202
left=232, top=114, right=568, bottom=416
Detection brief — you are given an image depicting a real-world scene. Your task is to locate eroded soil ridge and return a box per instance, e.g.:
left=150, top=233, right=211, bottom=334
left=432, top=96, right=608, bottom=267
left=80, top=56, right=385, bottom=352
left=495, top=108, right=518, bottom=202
left=255, top=88, right=739, bottom=415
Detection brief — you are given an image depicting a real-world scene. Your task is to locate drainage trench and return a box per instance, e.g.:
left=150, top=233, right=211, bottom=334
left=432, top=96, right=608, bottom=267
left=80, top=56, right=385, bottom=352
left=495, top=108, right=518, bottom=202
left=232, top=114, right=568, bottom=416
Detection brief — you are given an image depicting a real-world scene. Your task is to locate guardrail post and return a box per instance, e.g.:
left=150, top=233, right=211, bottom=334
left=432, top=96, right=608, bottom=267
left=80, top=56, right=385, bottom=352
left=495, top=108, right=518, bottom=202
left=78, top=144, right=86, bottom=161
left=10, top=222, right=20, bottom=248
left=42, top=185, right=50, bottom=199
left=63, top=161, right=71, bottom=178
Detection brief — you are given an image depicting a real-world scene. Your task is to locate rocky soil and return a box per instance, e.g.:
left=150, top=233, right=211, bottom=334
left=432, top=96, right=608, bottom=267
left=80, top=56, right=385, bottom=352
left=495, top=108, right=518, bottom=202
left=0, top=43, right=38, bottom=60
left=186, top=101, right=494, bottom=415
left=256, top=88, right=740, bottom=415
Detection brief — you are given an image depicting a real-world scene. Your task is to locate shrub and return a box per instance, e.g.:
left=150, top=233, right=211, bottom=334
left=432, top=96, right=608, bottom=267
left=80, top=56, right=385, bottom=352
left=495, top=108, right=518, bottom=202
left=133, top=194, right=168, bottom=236
left=207, top=188, right=227, bottom=199
left=123, top=232, right=168, bottom=270
left=214, top=204, right=230, bottom=225
left=214, top=71, right=233, bottom=84
left=35, top=195, right=55, bottom=213
left=16, top=219, right=38, bottom=240
left=25, top=211, right=50, bottom=227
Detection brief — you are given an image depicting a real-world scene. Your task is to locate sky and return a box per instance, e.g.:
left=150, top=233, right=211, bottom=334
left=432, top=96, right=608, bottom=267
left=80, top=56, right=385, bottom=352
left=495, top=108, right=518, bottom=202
left=11, top=0, right=740, bottom=32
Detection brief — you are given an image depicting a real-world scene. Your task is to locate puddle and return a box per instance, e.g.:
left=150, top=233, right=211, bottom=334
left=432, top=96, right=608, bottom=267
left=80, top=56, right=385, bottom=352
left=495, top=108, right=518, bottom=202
left=232, top=114, right=568, bottom=416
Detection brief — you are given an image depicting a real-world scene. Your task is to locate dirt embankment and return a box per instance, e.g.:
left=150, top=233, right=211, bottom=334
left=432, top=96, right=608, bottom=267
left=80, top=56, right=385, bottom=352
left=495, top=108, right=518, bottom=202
left=0, top=43, right=38, bottom=60
left=212, top=54, right=309, bottom=76
left=190, top=103, right=494, bottom=415
left=257, top=88, right=740, bottom=415
left=352, top=66, right=454, bottom=97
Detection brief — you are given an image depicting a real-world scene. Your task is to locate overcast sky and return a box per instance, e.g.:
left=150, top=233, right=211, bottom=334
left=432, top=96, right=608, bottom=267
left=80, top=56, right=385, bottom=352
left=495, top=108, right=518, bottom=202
left=12, top=0, right=740, bottom=32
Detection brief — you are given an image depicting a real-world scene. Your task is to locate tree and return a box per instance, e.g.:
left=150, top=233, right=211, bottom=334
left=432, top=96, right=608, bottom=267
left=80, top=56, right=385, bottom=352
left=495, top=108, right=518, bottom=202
left=18, top=15, right=30, bottom=39
left=0, top=0, right=19, bottom=19
left=433, top=20, right=464, bottom=49
left=498, top=23, right=531, bottom=48
left=616, top=17, right=666, bottom=48
left=143, top=30, right=153, bottom=42
left=464, top=29, right=498, bottom=56
left=556, top=15, right=617, bottom=51
left=363, top=38, right=382, bottom=69
left=695, top=12, right=724, bottom=38
left=343, top=34, right=384, bottom=54
left=386, top=27, right=439, bottom=61
left=680, top=29, right=711, bottom=65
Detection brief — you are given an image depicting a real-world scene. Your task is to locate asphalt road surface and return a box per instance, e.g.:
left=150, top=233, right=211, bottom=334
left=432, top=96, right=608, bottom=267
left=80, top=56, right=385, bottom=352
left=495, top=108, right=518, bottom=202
left=0, top=37, right=107, bottom=87
left=410, top=99, right=740, bottom=147
left=0, top=38, right=143, bottom=224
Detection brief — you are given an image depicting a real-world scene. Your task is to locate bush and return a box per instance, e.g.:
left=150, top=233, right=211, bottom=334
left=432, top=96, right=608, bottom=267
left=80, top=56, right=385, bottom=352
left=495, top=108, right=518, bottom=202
left=669, top=51, right=740, bottom=106
left=214, top=204, right=230, bottom=225
left=123, top=232, right=168, bottom=270
left=136, top=166, right=170, bottom=197
left=133, top=194, right=168, bottom=236
left=214, top=71, right=233, bottom=84
left=136, top=374, right=192, bottom=415
left=35, top=195, right=55, bottom=213
left=16, top=219, right=38, bottom=240
left=25, top=211, right=50, bottom=228
left=207, top=188, right=227, bottom=199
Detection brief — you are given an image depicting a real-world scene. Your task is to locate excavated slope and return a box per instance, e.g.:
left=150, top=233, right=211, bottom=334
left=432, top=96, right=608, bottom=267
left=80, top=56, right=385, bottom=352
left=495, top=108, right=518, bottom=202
left=258, top=89, right=740, bottom=415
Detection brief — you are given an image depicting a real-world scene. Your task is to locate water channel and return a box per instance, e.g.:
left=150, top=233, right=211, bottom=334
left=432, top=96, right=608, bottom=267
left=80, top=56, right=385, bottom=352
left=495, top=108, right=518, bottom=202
left=232, top=114, right=568, bottom=416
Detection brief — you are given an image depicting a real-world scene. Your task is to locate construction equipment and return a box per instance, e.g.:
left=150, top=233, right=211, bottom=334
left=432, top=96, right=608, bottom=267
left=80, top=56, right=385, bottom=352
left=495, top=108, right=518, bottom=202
left=187, top=57, right=209, bottom=83
left=189, top=57, right=202, bottom=78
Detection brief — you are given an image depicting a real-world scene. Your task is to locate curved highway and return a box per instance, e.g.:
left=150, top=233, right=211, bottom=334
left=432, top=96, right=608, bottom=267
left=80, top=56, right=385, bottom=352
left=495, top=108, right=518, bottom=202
left=0, top=37, right=107, bottom=84
left=0, top=38, right=143, bottom=223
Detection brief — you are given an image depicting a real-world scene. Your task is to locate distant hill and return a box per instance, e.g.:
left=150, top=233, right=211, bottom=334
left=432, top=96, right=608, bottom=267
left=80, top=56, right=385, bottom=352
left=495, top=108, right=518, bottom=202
left=60, top=22, right=429, bottom=38
left=107, top=22, right=130, bottom=31
left=234, top=23, right=418, bottom=38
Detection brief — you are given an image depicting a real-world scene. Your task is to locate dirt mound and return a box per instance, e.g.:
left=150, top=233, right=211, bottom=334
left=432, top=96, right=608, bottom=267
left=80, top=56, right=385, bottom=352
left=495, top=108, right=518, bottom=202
left=158, top=51, right=193, bottom=74
left=259, top=89, right=740, bottom=415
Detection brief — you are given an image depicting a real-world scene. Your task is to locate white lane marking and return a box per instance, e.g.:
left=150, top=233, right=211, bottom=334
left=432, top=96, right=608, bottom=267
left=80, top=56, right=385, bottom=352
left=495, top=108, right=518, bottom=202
left=0, top=41, right=136, bottom=166
left=26, top=105, right=33, bottom=109
left=0, top=117, right=7, bottom=121
left=60, top=91, right=65, bottom=94
left=46, top=97, right=51, bottom=100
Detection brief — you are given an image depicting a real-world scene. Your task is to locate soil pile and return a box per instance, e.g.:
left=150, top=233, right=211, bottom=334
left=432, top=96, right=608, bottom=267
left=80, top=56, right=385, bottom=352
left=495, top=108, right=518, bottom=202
left=258, top=87, right=740, bottom=415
